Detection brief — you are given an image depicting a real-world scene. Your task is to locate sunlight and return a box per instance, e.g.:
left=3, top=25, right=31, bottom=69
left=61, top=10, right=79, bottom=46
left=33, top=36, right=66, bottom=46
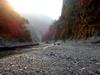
left=7, top=0, right=63, bottom=20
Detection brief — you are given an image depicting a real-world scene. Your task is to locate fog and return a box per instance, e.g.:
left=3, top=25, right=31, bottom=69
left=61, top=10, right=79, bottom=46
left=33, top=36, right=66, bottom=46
left=7, top=0, right=63, bottom=42
left=24, top=14, right=54, bottom=42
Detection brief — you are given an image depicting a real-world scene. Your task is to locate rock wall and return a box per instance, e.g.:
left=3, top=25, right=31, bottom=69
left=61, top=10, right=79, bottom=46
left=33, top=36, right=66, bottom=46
left=44, top=0, right=100, bottom=41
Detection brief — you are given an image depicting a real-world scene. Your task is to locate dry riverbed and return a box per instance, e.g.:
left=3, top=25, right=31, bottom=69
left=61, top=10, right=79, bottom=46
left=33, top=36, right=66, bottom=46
left=0, top=41, right=100, bottom=75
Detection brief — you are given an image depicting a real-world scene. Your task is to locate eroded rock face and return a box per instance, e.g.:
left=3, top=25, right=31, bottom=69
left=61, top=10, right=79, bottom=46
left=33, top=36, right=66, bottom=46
left=45, top=0, right=100, bottom=41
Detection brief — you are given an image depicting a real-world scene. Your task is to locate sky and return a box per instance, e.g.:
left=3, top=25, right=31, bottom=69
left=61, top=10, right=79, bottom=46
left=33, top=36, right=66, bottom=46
left=7, top=0, right=63, bottom=20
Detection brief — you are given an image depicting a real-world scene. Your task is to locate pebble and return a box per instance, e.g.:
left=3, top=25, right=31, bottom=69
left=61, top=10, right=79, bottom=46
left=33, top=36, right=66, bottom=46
left=95, top=62, right=100, bottom=74
left=96, top=62, right=100, bottom=65
left=80, top=67, right=93, bottom=75
left=0, top=42, right=99, bottom=75
left=24, top=67, right=27, bottom=69
left=19, top=68, right=23, bottom=71
left=96, top=68, right=100, bottom=74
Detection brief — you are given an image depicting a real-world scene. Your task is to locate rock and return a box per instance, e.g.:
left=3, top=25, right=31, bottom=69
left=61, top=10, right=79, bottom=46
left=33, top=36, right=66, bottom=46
left=24, top=67, right=27, bottom=69
left=54, top=43, right=56, bottom=45
left=95, top=62, right=100, bottom=74
left=50, top=52, right=55, bottom=56
left=4, top=68, right=11, bottom=72
left=96, top=62, right=100, bottom=65
left=91, top=59, right=98, bottom=63
left=11, top=64, right=15, bottom=67
left=57, top=43, right=60, bottom=45
left=80, top=67, right=93, bottom=75
left=96, top=68, right=100, bottom=74
left=19, top=68, right=23, bottom=71
left=36, top=70, right=40, bottom=74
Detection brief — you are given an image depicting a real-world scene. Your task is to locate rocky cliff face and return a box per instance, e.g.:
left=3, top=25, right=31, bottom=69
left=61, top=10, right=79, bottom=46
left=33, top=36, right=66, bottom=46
left=44, top=0, right=100, bottom=41
left=0, top=0, right=32, bottom=43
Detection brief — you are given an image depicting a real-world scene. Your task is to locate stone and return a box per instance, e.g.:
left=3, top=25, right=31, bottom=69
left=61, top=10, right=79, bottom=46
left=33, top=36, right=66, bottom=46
left=96, top=68, right=100, bottom=74
left=80, top=67, right=93, bottom=75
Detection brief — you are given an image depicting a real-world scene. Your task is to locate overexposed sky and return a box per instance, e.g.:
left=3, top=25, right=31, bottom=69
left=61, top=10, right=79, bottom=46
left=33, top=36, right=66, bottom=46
left=7, top=0, right=63, bottom=20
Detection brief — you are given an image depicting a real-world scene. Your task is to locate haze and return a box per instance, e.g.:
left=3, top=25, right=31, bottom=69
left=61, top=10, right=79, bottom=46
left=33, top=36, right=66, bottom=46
left=7, top=0, right=63, bottom=20
left=7, top=0, right=63, bottom=41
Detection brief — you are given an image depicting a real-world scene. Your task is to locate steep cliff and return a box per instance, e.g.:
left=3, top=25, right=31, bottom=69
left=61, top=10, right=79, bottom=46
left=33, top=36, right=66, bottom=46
left=44, top=0, right=100, bottom=41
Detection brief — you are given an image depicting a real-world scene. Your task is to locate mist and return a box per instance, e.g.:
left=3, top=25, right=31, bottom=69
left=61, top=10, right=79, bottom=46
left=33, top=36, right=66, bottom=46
left=7, top=0, right=63, bottom=42
left=23, top=14, right=54, bottom=42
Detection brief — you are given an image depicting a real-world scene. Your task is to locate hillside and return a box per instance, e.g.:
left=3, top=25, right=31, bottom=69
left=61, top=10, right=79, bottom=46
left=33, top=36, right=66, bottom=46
left=0, top=0, right=32, bottom=46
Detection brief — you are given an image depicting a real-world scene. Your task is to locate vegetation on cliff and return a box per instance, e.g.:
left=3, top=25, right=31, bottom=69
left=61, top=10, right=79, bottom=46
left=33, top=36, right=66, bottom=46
left=0, top=0, right=32, bottom=43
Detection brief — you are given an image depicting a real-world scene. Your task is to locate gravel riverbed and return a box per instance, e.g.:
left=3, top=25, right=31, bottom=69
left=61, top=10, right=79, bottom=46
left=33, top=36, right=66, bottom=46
left=0, top=42, right=100, bottom=75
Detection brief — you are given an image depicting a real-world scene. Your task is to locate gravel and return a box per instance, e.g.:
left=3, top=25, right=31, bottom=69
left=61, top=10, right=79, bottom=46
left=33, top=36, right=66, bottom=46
left=0, top=41, right=100, bottom=75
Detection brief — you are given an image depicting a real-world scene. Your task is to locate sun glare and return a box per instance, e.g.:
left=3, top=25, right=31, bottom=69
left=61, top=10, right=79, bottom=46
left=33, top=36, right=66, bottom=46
left=7, top=0, right=63, bottom=20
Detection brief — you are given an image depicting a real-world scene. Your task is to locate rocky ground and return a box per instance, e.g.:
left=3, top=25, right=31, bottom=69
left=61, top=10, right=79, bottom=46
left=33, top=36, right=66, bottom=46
left=0, top=41, right=100, bottom=75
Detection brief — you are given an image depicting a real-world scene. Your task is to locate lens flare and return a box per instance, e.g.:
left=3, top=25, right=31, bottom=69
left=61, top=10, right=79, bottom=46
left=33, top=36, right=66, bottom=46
left=7, top=0, right=63, bottom=20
